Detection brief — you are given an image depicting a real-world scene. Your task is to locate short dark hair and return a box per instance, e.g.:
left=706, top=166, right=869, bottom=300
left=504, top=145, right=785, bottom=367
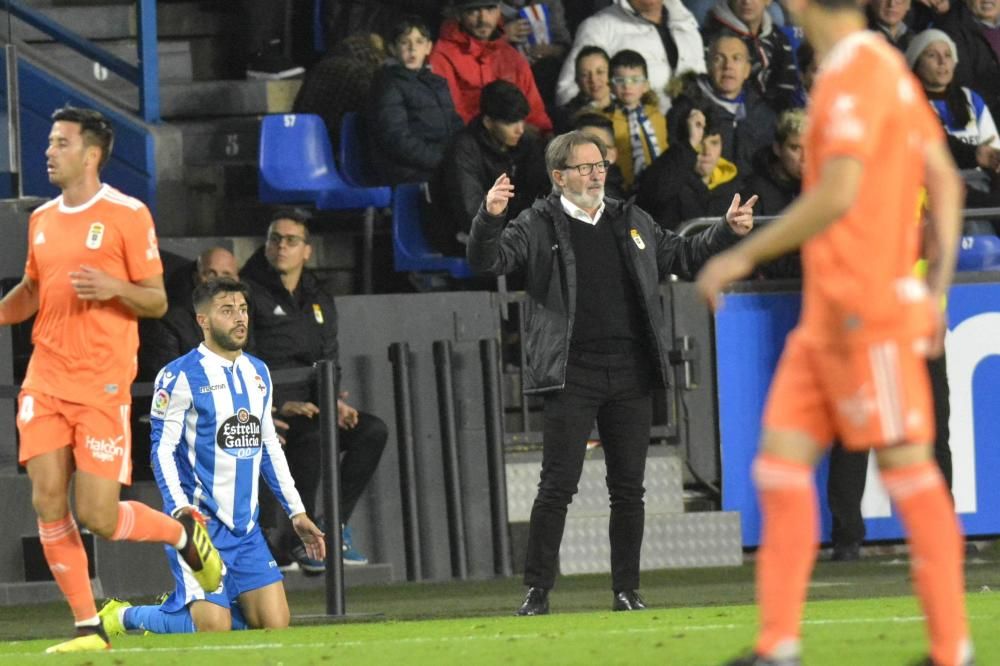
left=574, top=45, right=611, bottom=74
left=267, top=207, right=312, bottom=240
left=192, top=277, right=250, bottom=313
left=480, top=80, right=529, bottom=123
left=388, top=15, right=431, bottom=44
left=571, top=111, right=614, bottom=135
left=609, top=49, right=648, bottom=77
left=51, top=105, right=114, bottom=171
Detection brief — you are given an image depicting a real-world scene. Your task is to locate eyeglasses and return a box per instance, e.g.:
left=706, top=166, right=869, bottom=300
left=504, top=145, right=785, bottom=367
left=611, top=75, right=647, bottom=86
left=562, top=160, right=610, bottom=176
left=267, top=233, right=307, bottom=247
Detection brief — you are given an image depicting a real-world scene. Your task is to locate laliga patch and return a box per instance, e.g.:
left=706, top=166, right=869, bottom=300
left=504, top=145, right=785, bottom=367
left=86, top=222, right=105, bottom=249
left=151, top=388, right=170, bottom=419
left=630, top=229, right=646, bottom=250
left=312, top=304, right=324, bottom=324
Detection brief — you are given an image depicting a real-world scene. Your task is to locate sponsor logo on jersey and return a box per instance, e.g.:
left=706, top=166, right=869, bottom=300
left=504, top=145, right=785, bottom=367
left=216, top=408, right=262, bottom=458
left=85, top=434, right=125, bottom=462
left=199, top=384, right=226, bottom=394
left=86, top=222, right=105, bottom=250
left=151, top=388, right=170, bottom=418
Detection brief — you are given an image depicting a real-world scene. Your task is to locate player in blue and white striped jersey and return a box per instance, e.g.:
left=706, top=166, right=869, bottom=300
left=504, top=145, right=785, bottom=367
left=99, top=278, right=325, bottom=636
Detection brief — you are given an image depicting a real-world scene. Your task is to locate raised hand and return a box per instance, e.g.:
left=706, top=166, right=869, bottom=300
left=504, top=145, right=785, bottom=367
left=486, top=173, right=516, bottom=216
left=725, top=193, right=758, bottom=236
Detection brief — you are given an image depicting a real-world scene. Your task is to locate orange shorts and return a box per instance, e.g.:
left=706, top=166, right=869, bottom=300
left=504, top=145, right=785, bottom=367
left=17, top=390, right=132, bottom=484
left=763, top=330, right=934, bottom=450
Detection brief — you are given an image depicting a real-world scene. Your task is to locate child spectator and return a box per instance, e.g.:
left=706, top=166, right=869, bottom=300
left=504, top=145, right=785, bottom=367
left=571, top=111, right=628, bottom=200
left=365, top=16, right=464, bottom=185
left=601, top=49, right=668, bottom=193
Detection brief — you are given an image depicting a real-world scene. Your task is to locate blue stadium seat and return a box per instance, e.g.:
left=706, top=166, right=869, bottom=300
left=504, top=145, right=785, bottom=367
left=957, top=234, right=1000, bottom=272
left=258, top=113, right=392, bottom=292
left=392, top=183, right=473, bottom=278
left=339, top=111, right=383, bottom=188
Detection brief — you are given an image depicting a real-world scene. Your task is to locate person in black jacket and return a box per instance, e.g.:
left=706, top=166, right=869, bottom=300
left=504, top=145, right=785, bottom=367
left=468, top=131, right=757, bottom=615
left=429, top=79, right=549, bottom=256
left=138, top=247, right=240, bottom=381
left=636, top=108, right=745, bottom=232
left=241, top=208, right=388, bottom=571
left=365, top=16, right=464, bottom=185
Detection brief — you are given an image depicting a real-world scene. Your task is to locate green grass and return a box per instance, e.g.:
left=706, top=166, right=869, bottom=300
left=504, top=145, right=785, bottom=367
left=3, top=552, right=1000, bottom=665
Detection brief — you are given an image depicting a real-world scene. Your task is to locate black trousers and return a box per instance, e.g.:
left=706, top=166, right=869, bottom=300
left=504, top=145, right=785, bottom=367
left=523, top=350, right=653, bottom=592
left=262, top=410, right=388, bottom=549
left=828, top=353, right=952, bottom=546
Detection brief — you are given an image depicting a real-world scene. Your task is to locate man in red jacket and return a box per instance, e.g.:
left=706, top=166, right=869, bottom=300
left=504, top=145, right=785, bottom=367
left=430, top=0, right=553, bottom=133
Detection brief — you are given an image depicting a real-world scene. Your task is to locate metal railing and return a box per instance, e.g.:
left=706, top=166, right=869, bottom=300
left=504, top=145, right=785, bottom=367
left=2, top=0, right=160, bottom=122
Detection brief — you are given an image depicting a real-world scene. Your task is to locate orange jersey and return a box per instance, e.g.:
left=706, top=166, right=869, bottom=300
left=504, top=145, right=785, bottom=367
left=24, top=184, right=163, bottom=407
left=799, top=31, right=944, bottom=344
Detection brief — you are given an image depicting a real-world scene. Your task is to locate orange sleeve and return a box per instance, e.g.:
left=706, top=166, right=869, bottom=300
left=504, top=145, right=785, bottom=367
left=121, top=205, right=163, bottom=282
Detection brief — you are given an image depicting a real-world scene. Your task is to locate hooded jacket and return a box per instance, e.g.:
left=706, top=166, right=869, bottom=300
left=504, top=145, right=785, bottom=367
left=702, top=0, right=799, bottom=112
left=467, top=193, right=741, bottom=393
left=556, top=0, right=706, bottom=114
left=428, top=20, right=553, bottom=132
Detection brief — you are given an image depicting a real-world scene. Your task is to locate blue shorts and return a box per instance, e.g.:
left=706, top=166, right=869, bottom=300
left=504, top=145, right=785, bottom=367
left=161, top=518, right=283, bottom=612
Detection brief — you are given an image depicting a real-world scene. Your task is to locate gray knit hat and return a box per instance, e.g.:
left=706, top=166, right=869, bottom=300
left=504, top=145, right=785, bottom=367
left=905, top=29, right=959, bottom=70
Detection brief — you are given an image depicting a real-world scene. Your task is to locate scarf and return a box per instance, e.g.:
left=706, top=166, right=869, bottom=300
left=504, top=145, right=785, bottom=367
left=627, top=104, right=662, bottom=179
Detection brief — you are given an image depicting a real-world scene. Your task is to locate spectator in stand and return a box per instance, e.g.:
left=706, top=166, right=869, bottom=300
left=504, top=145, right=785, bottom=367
left=500, top=1, right=571, bottom=111
left=429, top=0, right=553, bottom=132
left=554, top=47, right=614, bottom=132
left=667, top=33, right=777, bottom=173
left=571, top=112, right=629, bottom=200
left=636, top=108, right=744, bottom=230
left=907, top=29, right=1000, bottom=223
left=866, top=0, right=916, bottom=51
left=745, top=108, right=805, bottom=279
left=293, top=34, right=387, bottom=150
left=242, top=209, right=388, bottom=572
left=792, top=41, right=817, bottom=107
left=702, top=0, right=800, bottom=112
left=429, top=80, right=549, bottom=256
left=936, top=0, right=1000, bottom=120
left=601, top=49, right=668, bottom=192
left=744, top=107, right=804, bottom=216
left=365, top=16, right=463, bottom=185
left=556, top=0, right=706, bottom=115
left=138, top=248, right=240, bottom=382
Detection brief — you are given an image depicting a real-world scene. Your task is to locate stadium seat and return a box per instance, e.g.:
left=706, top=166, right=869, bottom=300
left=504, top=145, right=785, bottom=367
left=258, top=113, right=392, bottom=292
left=339, top=111, right=383, bottom=188
left=957, top=234, right=1000, bottom=272
left=392, top=182, right=473, bottom=278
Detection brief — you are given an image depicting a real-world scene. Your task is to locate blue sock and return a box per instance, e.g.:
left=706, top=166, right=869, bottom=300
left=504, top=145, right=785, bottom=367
left=123, top=604, right=196, bottom=634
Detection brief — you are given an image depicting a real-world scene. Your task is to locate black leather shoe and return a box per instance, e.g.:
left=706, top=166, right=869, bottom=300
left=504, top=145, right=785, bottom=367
left=612, top=589, right=647, bottom=611
left=515, top=587, right=549, bottom=616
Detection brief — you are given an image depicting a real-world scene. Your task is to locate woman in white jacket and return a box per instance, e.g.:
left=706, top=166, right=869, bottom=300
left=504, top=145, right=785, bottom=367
left=556, top=0, right=706, bottom=114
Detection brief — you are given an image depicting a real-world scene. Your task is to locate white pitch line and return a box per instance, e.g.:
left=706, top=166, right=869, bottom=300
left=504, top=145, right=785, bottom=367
left=2, top=615, right=951, bottom=659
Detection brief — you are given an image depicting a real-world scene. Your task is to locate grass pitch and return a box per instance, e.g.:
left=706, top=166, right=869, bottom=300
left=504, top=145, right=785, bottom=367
left=2, top=550, right=1000, bottom=665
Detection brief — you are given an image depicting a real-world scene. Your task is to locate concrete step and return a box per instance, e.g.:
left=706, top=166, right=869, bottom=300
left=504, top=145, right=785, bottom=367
left=28, top=39, right=195, bottom=85
left=161, top=79, right=301, bottom=119
left=176, top=116, right=262, bottom=166
left=14, top=2, right=228, bottom=41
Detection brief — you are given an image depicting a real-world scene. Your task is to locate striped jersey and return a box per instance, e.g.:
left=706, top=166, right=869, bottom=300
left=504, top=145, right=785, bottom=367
left=150, top=343, right=305, bottom=535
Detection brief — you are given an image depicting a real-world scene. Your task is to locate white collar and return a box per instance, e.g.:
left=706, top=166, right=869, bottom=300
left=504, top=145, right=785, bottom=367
left=560, top=194, right=605, bottom=225
left=198, top=342, right=243, bottom=368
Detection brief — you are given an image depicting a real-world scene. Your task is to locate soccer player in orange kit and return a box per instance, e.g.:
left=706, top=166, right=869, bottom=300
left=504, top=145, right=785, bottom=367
left=695, top=0, right=973, bottom=663
left=2, top=106, right=221, bottom=653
